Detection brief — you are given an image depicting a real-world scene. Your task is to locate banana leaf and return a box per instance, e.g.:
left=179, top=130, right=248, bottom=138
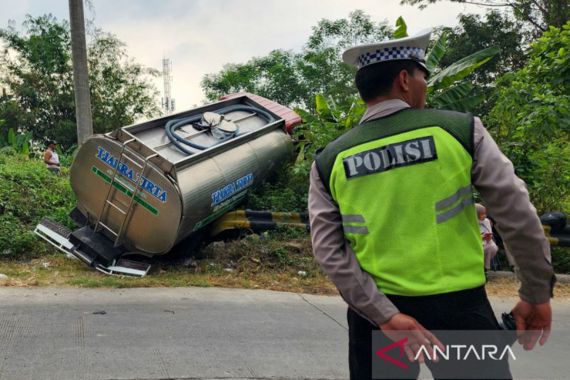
left=430, top=82, right=485, bottom=112
left=428, top=46, right=500, bottom=90
left=315, top=93, right=333, bottom=120
left=8, top=128, right=16, bottom=148
left=394, top=17, right=408, bottom=38
left=22, top=141, right=30, bottom=156
left=425, top=31, right=448, bottom=73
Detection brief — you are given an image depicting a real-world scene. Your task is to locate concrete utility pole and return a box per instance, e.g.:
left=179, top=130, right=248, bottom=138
left=69, top=0, right=93, bottom=146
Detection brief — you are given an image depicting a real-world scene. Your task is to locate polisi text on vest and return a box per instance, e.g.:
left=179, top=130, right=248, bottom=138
left=343, top=136, right=437, bottom=179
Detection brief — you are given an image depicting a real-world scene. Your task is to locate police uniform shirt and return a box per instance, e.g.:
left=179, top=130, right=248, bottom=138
left=308, top=99, right=554, bottom=326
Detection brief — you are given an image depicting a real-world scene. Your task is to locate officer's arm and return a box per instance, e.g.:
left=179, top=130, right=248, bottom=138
left=471, top=118, right=555, bottom=304
left=308, top=162, right=399, bottom=325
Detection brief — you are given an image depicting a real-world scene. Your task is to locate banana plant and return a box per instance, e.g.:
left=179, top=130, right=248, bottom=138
left=293, top=93, right=366, bottom=171
left=396, top=18, right=500, bottom=112
left=293, top=17, right=500, bottom=171
left=2, top=128, right=31, bottom=155
left=425, top=29, right=500, bottom=111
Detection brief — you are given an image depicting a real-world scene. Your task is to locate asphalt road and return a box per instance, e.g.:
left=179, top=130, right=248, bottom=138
left=0, top=287, right=569, bottom=380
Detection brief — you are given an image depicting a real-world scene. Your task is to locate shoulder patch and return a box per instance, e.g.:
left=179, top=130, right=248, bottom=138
left=343, top=136, right=437, bottom=179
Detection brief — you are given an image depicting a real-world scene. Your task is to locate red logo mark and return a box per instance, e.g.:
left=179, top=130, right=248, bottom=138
left=375, top=337, right=409, bottom=369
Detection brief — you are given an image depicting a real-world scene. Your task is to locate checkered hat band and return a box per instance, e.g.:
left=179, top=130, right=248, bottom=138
left=357, top=46, right=425, bottom=68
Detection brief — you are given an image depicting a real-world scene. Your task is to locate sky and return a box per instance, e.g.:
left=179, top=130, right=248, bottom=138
left=0, top=0, right=487, bottom=112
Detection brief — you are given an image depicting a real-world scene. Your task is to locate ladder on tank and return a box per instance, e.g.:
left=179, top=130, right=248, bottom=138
left=94, top=138, right=158, bottom=247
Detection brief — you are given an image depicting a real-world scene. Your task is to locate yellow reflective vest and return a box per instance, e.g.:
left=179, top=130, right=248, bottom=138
left=315, top=109, right=485, bottom=296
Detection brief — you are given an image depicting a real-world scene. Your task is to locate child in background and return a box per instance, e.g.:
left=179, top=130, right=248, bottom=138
left=476, top=203, right=498, bottom=272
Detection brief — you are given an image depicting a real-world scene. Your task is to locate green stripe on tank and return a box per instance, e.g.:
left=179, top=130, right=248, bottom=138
left=91, top=166, right=159, bottom=216
left=192, top=193, right=247, bottom=232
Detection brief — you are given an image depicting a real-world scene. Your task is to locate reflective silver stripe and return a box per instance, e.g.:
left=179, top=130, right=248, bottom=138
left=342, top=214, right=365, bottom=224
left=435, top=185, right=473, bottom=211
left=343, top=225, right=369, bottom=234
left=436, top=198, right=475, bottom=224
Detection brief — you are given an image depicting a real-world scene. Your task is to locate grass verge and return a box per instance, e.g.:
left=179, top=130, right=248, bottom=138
left=0, top=254, right=336, bottom=294
left=0, top=229, right=336, bottom=295
left=1, top=229, right=569, bottom=299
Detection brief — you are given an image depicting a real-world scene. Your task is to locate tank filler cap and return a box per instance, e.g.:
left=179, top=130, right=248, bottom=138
left=202, top=112, right=222, bottom=127
left=202, top=112, right=237, bottom=132
left=217, top=119, right=238, bottom=134
left=202, top=111, right=238, bottom=139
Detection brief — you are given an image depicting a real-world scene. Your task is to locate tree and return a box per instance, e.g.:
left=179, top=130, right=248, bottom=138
left=300, top=11, right=392, bottom=110
left=203, top=11, right=500, bottom=114
left=488, top=22, right=570, bottom=212
left=440, top=11, right=527, bottom=85
left=202, top=12, right=499, bottom=182
left=201, top=11, right=392, bottom=111
left=0, top=15, right=159, bottom=148
left=202, top=50, right=306, bottom=108
left=428, top=11, right=526, bottom=115
left=292, top=16, right=500, bottom=178
left=0, top=15, right=75, bottom=146
left=400, top=0, right=569, bottom=32
left=305, top=10, right=392, bottom=50
left=425, top=31, right=500, bottom=112
left=88, top=31, right=160, bottom=135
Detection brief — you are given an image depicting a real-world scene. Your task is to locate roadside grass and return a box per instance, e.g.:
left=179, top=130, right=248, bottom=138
left=486, top=276, right=570, bottom=298
left=0, top=253, right=336, bottom=294
left=1, top=227, right=569, bottom=298
left=0, top=228, right=337, bottom=295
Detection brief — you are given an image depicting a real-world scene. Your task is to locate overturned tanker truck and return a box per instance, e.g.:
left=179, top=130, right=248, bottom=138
left=35, top=93, right=302, bottom=276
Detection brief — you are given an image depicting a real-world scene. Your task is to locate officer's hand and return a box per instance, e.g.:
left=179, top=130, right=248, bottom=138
left=512, top=300, right=552, bottom=350
left=380, top=313, right=445, bottom=363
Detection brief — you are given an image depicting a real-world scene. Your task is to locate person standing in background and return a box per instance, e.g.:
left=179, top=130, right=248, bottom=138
left=44, top=141, right=60, bottom=174
left=476, top=203, right=498, bottom=272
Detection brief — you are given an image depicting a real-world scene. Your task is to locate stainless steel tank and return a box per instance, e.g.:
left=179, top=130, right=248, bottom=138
left=70, top=94, right=297, bottom=256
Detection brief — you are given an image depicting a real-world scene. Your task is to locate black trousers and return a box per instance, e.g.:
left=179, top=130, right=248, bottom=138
left=348, top=286, right=512, bottom=380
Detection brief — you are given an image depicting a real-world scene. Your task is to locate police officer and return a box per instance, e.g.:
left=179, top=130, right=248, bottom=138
left=308, top=30, right=555, bottom=379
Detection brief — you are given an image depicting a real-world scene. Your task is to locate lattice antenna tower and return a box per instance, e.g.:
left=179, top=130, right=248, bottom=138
left=161, top=58, right=175, bottom=114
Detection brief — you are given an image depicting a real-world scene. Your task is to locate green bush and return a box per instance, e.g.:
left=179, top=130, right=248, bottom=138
left=0, top=146, right=17, bottom=156
left=552, top=247, right=570, bottom=274
left=246, top=164, right=309, bottom=212
left=489, top=22, right=570, bottom=214
left=0, top=154, right=75, bottom=257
